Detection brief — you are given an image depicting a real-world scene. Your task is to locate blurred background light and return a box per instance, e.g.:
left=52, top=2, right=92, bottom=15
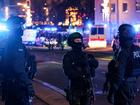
left=0, top=23, right=8, bottom=31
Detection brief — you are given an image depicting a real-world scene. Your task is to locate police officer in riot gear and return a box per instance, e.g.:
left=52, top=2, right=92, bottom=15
left=63, top=32, right=98, bottom=105
left=3, top=16, right=35, bottom=105
left=107, top=24, right=139, bottom=105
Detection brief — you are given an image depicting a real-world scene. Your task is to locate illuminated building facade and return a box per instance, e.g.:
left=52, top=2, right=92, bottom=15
left=63, top=7, right=83, bottom=26
left=95, top=0, right=140, bottom=41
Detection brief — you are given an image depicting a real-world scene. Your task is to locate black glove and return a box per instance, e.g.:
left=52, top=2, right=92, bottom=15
left=90, top=95, right=95, bottom=105
left=107, top=94, right=114, bottom=104
left=27, top=85, right=35, bottom=97
left=103, top=82, right=109, bottom=93
left=107, top=88, right=114, bottom=104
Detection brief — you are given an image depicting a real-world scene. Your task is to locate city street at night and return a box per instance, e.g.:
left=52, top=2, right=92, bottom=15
left=1, top=0, right=140, bottom=105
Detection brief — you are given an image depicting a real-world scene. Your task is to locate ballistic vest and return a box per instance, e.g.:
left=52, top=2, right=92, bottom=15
left=126, top=44, right=140, bottom=77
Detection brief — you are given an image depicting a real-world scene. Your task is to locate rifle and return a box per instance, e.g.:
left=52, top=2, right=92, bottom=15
left=26, top=55, right=37, bottom=79
left=81, top=54, right=96, bottom=104
left=84, top=67, right=95, bottom=105
left=64, top=80, right=73, bottom=104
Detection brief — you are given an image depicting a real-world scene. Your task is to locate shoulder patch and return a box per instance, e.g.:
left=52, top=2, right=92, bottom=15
left=133, top=51, right=140, bottom=59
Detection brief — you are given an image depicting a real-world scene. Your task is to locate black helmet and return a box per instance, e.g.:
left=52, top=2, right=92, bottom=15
left=118, top=24, right=136, bottom=41
left=7, top=16, right=25, bottom=29
left=67, top=32, right=83, bottom=47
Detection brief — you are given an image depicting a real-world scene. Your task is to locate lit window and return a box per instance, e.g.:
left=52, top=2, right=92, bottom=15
left=136, top=2, right=140, bottom=11
left=111, top=4, right=115, bottom=13
left=91, top=28, right=97, bottom=35
left=123, top=3, right=128, bottom=12
left=98, top=28, right=104, bottom=34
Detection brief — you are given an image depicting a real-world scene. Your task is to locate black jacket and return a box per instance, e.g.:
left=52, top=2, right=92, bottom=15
left=63, top=50, right=98, bottom=89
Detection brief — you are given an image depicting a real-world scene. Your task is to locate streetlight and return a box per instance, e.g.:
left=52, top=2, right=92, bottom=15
left=43, top=7, right=50, bottom=24
left=17, top=0, right=32, bottom=26
left=4, top=6, right=9, bottom=20
left=17, top=3, right=27, bottom=8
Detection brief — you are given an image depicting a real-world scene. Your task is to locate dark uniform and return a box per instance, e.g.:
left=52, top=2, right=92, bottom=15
left=107, top=24, right=139, bottom=105
left=103, top=47, right=121, bottom=93
left=63, top=32, right=98, bottom=105
left=2, top=16, right=34, bottom=105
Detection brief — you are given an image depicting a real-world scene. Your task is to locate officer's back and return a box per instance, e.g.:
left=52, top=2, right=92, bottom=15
left=2, top=16, right=34, bottom=105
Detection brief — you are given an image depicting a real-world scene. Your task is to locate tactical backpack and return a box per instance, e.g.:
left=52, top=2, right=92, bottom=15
left=127, top=44, right=140, bottom=77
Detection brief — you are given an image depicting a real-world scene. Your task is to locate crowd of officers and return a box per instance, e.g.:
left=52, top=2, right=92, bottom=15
left=0, top=15, right=140, bottom=105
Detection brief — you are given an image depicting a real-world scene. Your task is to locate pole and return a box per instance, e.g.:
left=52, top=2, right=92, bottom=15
left=116, top=0, right=119, bottom=28
left=4, top=0, right=9, bottom=19
left=109, top=0, right=112, bottom=42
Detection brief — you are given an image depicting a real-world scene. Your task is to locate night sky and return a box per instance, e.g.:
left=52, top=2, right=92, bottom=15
left=31, top=0, right=94, bottom=23
left=0, top=0, right=94, bottom=23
